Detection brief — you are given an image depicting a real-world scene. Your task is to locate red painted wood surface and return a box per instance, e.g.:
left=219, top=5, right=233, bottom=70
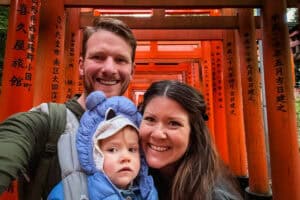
left=64, top=8, right=81, bottom=99
left=33, top=0, right=65, bottom=105
left=238, top=8, right=270, bottom=195
left=222, top=25, right=248, bottom=177
left=0, top=0, right=41, bottom=121
left=262, top=0, right=300, bottom=199
left=201, top=41, right=215, bottom=139
left=211, top=41, right=229, bottom=165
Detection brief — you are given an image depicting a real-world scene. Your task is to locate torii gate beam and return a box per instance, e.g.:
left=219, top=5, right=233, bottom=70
left=64, top=0, right=299, bottom=8
left=80, top=14, right=261, bottom=29
left=0, top=0, right=299, bottom=7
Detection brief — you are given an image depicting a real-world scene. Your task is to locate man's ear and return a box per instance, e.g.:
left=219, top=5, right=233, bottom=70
left=79, top=56, right=84, bottom=76
left=130, top=63, right=136, bottom=79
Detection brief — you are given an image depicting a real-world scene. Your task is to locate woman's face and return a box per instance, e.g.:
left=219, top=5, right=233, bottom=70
left=139, top=96, right=191, bottom=172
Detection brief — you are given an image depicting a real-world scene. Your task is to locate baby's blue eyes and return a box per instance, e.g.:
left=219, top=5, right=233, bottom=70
left=129, top=147, right=138, bottom=153
left=106, top=147, right=138, bottom=153
left=107, top=147, right=118, bottom=153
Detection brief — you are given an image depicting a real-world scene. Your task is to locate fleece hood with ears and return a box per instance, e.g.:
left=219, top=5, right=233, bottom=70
left=76, top=91, right=158, bottom=200
left=77, top=91, right=142, bottom=174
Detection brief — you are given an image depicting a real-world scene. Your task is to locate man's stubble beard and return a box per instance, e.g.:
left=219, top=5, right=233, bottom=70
left=83, top=74, right=93, bottom=97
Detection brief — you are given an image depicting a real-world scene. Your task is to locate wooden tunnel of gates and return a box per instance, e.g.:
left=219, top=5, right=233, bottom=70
left=0, top=0, right=300, bottom=199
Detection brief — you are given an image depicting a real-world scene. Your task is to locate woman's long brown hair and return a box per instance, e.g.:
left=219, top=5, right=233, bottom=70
left=139, top=80, right=221, bottom=200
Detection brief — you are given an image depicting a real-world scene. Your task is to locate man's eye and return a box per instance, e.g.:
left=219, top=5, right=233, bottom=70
left=115, top=57, right=128, bottom=64
left=91, top=55, right=105, bottom=60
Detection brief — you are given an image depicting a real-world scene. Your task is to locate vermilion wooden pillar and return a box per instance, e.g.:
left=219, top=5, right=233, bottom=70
left=0, top=181, right=18, bottom=200
left=262, top=1, right=300, bottom=199
left=211, top=41, right=229, bottom=165
left=0, top=1, right=41, bottom=199
left=0, top=0, right=41, bottom=121
left=238, top=8, right=271, bottom=196
left=76, top=29, right=84, bottom=94
left=64, top=8, right=81, bottom=99
left=209, top=8, right=229, bottom=165
left=222, top=28, right=248, bottom=177
left=201, top=41, right=215, bottom=139
left=187, top=61, right=201, bottom=91
left=33, top=0, right=65, bottom=105
left=290, top=51, right=296, bottom=88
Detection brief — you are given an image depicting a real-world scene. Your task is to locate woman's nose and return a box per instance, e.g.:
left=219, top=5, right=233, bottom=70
left=150, top=125, right=167, bottom=139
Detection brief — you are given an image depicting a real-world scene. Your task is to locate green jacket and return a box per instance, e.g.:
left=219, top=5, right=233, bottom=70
left=0, top=95, right=84, bottom=199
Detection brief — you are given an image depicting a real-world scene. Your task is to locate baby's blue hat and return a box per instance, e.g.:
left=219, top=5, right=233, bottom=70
left=77, top=91, right=142, bottom=174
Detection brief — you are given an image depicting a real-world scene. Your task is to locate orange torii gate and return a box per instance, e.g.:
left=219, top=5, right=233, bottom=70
left=238, top=8, right=270, bottom=197
left=64, top=8, right=82, bottom=99
left=33, top=0, right=66, bottom=105
left=0, top=1, right=299, bottom=200
left=222, top=17, right=249, bottom=187
left=201, top=41, right=216, bottom=139
left=0, top=0, right=41, bottom=121
left=211, top=41, right=230, bottom=165
left=262, top=1, right=300, bottom=199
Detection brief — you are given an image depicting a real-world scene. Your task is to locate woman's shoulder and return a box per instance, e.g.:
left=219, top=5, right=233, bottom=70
left=213, top=187, right=243, bottom=200
left=213, top=176, right=244, bottom=200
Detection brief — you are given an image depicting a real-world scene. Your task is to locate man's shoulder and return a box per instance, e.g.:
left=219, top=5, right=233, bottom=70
left=65, top=94, right=85, bottom=120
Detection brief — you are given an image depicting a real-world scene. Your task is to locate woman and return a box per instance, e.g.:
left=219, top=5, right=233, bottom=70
left=138, top=80, right=243, bottom=200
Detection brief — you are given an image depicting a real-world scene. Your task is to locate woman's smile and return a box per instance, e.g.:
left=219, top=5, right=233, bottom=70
left=148, top=143, right=169, bottom=152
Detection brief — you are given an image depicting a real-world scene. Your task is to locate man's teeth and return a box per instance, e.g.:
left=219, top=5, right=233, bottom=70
left=97, top=79, right=117, bottom=85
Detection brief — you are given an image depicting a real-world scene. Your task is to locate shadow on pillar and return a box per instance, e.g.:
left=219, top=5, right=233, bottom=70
left=245, top=187, right=272, bottom=200
left=237, top=176, right=273, bottom=200
left=237, top=176, right=249, bottom=194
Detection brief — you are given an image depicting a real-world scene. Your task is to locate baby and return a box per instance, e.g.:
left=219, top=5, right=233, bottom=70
left=94, top=110, right=141, bottom=190
left=48, top=91, right=157, bottom=200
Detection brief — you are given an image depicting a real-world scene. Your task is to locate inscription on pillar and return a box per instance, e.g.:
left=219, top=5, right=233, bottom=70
left=225, top=42, right=236, bottom=115
left=242, top=32, right=256, bottom=101
left=9, top=0, right=39, bottom=92
left=51, top=16, right=63, bottom=102
left=212, top=43, right=224, bottom=109
left=203, top=58, right=211, bottom=117
left=271, top=14, right=287, bottom=112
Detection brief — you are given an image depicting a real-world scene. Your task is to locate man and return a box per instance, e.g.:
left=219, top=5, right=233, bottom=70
left=0, top=17, right=137, bottom=199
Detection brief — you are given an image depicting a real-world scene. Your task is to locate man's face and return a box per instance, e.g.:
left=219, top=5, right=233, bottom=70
left=79, top=30, right=134, bottom=97
left=99, top=126, right=140, bottom=189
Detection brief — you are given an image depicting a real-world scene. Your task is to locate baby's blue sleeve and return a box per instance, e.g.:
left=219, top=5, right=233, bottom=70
left=47, top=181, right=64, bottom=200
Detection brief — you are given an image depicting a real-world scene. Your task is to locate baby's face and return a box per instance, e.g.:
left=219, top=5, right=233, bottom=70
left=99, top=126, right=140, bottom=189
